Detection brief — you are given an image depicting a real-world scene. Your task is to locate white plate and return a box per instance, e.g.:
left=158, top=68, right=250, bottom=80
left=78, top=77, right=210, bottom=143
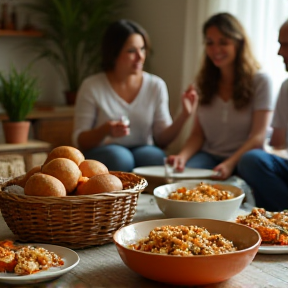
left=258, top=245, right=288, bottom=254
left=133, top=166, right=216, bottom=179
left=0, top=244, right=80, bottom=285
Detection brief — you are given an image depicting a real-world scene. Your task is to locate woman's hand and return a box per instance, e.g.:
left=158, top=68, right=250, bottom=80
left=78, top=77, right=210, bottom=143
left=167, top=155, right=186, bottom=172
left=108, top=120, right=130, bottom=138
left=181, top=84, right=198, bottom=117
left=212, top=160, right=235, bottom=180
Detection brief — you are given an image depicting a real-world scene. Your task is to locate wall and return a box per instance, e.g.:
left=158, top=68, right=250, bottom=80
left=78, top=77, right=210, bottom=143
left=121, top=0, right=188, bottom=116
left=0, top=0, right=190, bottom=116
left=1, top=0, right=285, bottom=116
left=0, top=0, right=66, bottom=107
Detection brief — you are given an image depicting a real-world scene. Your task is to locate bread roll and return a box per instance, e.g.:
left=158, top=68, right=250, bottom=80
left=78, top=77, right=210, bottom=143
left=42, top=158, right=82, bottom=194
left=79, top=159, right=108, bottom=177
left=75, top=173, right=123, bottom=195
left=24, top=173, right=66, bottom=197
left=17, top=165, right=42, bottom=188
left=44, top=146, right=85, bottom=166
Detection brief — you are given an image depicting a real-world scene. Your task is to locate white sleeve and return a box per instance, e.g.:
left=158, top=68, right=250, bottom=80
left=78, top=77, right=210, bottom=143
left=152, top=77, right=173, bottom=136
left=72, top=79, right=97, bottom=148
left=253, top=72, right=274, bottom=111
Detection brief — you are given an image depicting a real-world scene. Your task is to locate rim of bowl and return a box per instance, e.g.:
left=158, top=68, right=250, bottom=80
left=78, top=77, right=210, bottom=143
left=153, top=182, right=245, bottom=203
left=153, top=193, right=245, bottom=204
left=113, top=218, right=261, bottom=257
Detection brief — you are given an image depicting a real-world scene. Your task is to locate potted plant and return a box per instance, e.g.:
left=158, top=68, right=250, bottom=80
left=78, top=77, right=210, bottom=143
left=0, top=66, right=39, bottom=143
left=23, top=0, right=125, bottom=105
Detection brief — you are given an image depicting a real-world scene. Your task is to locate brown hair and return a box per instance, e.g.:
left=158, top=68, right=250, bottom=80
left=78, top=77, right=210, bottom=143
left=101, top=19, right=151, bottom=71
left=196, top=12, right=260, bottom=109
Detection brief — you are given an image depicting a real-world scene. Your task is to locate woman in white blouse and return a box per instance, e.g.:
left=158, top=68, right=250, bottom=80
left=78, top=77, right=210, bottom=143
left=73, top=19, right=197, bottom=171
left=168, top=12, right=273, bottom=180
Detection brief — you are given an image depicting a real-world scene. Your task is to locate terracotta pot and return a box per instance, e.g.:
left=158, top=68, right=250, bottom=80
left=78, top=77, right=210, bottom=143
left=64, top=91, right=77, bottom=106
left=2, top=121, right=31, bottom=144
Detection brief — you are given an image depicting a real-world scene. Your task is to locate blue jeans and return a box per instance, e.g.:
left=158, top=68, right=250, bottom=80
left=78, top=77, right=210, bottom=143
left=238, top=149, right=288, bottom=211
left=83, top=144, right=166, bottom=172
left=185, top=151, right=255, bottom=204
left=186, top=151, right=227, bottom=169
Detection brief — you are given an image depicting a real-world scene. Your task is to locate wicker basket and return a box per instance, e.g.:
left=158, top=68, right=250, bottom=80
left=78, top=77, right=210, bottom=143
left=0, top=171, right=147, bottom=249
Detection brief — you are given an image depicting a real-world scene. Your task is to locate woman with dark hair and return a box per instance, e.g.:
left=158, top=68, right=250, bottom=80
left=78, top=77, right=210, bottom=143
left=72, top=19, right=196, bottom=171
left=167, top=12, right=273, bottom=180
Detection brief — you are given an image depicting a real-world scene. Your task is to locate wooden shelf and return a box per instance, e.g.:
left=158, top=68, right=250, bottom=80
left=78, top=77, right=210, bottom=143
left=0, top=140, right=52, bottom=171
left=0, top=139, right=51, bottom=152
left=0, top=106, right=74, bottom=121
left=0, top=29, right=43, bottom=37
left=0, top=106, right=74, bottom=148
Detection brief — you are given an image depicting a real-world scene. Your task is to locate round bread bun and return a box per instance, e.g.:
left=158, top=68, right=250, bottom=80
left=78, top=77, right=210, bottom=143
left=17, top=165, right=42, bottom=188
left=42, top=158, right=82, bottom=194
left=79, top=159, right=108, bottom=177
left=24, top=173, right=66, bottom=197
left=44, top=146, right=85, bottom=166
left=75, top=173, right=123, bottom=195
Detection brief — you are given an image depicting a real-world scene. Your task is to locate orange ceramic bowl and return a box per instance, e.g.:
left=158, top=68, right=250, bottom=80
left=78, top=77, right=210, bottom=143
left=113, top=218, right=261, bottom=286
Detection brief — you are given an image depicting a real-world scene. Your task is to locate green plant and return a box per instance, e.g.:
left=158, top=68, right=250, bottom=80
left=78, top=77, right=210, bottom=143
left=0, top=66, right=39, bottom=122
left=23, top=0, right=125, bottom=94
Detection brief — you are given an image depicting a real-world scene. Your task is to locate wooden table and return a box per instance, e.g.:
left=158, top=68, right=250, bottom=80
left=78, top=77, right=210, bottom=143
left=0, top=194, right=288, bottom=288
left=0, top=140, right=51, bottom=171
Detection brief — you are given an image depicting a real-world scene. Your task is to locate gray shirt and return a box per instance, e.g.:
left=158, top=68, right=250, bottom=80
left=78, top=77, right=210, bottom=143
left=197, top=72, right=273, bottom=157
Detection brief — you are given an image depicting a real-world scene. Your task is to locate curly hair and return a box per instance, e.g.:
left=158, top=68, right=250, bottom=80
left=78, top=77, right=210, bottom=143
left=196, top=13, right=260, bottom=109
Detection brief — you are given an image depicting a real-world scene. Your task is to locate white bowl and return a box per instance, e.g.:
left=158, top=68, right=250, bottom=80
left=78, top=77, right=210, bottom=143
left=153, top=181, right=245, bottom=220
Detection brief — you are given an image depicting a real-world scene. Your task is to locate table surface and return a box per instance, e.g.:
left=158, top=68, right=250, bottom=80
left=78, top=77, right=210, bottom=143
left=0, top=193, right=288, bottom=288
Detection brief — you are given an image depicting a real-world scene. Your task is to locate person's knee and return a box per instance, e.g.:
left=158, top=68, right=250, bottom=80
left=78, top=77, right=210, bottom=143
left=84, top=145, right=134, bottom=171
left=186, top=152, right=219, bottom=169
left=106, top=146, right=135, bottom=171
left=238, top=149, right=264, bottom=175
left=133, top=146, right=166, bottom=166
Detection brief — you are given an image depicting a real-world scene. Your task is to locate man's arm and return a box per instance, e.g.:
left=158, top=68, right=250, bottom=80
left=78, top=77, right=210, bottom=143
left=270, top=127, right=286, bottom=148
left=266, top=127, right=288, bottom=159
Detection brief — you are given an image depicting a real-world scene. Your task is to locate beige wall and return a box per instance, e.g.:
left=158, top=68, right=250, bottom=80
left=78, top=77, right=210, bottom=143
left=122, top=0, right=188, bottom=116
left=0, top=0, right=192, bottom=116
left=0, top=0, right=65, bottom=106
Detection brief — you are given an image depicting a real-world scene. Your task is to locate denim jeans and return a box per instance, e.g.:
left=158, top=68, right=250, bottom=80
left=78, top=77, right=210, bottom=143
left=238, top=149, right=288, bottom=211
left=83, top=144, right=166, bottom=172
left=186, top=151, right=227, bottom=169
left=185, top=151, right=255, bottom=206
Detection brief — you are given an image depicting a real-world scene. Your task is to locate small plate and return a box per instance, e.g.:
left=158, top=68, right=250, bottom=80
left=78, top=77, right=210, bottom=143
left=258, top=245, right=288, bottom=254
left=0, top=244, right=80, bottom=285
left=133, top=166, right=217, bottom=179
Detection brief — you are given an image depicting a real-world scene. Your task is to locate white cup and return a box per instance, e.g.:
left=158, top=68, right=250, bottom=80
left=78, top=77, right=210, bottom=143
left=120, top=115, right=130, bottom=126
left=120, top=115, right=130, bottom=135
